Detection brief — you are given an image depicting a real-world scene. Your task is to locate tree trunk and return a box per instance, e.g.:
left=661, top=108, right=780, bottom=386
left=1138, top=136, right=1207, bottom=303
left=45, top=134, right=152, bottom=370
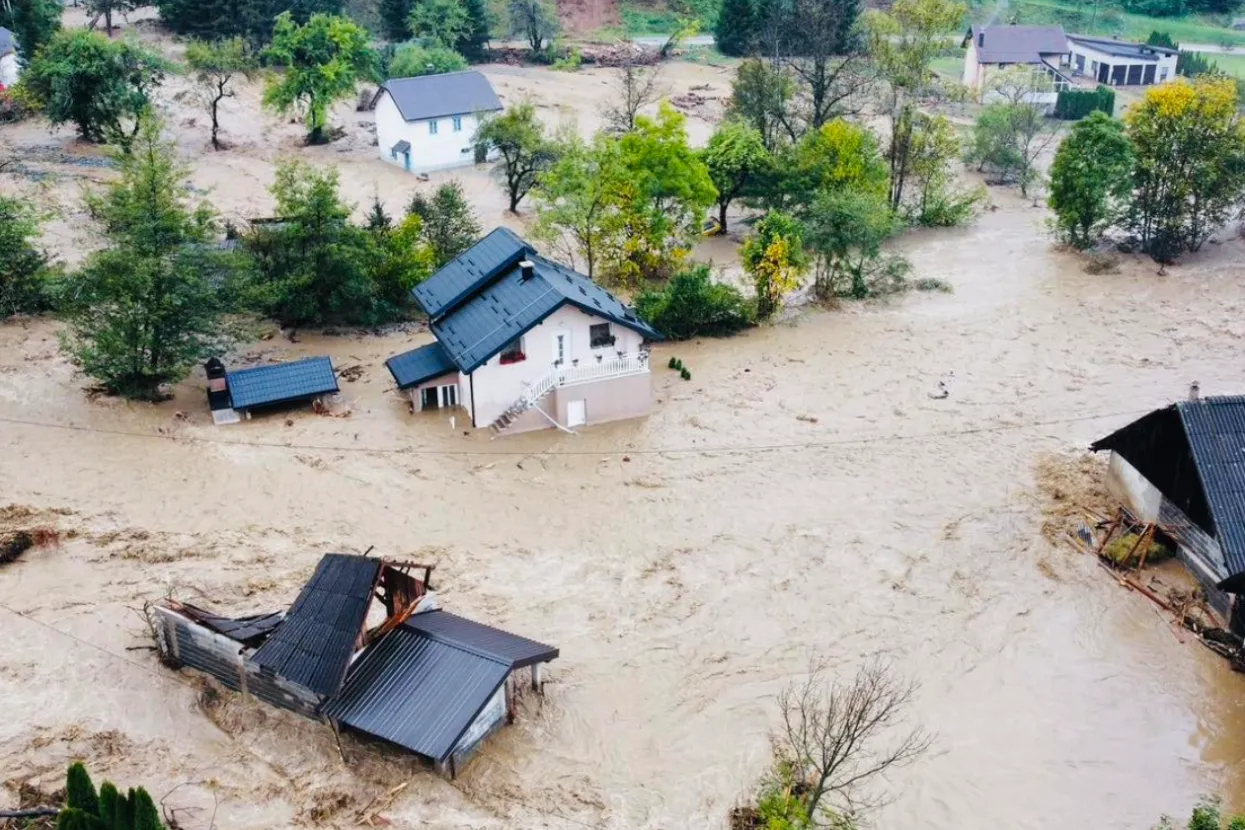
left=210, top=98, right=222, bottom=150
left=719, top=200, right=729, bottom=231
left=105, top=9, right=113, bottom=35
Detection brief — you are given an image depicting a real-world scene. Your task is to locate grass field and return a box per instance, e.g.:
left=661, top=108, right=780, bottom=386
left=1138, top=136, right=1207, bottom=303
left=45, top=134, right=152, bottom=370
left=931, top=51, right=967, bottom=79
left=972, top=0, right=1245, bottom=47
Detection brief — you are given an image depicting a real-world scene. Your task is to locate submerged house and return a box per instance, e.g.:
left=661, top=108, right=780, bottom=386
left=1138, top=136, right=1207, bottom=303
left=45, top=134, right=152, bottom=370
left=1091, top=395, right=1245, bottom=631
left=150, top=553, right=558, bottom=776
left=205, top=356, right=339, bottom=425
left=385, top=228, right=662, bottom=435
left=373, top=71, right=502, bottom=174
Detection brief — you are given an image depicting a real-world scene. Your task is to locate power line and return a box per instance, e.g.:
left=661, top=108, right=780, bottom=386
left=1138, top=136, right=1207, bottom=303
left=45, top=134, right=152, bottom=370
left=0, top=407, right=1149, bottom=458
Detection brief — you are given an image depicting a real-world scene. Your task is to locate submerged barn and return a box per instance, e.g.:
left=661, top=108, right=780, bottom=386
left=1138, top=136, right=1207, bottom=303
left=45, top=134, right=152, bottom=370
left=150, top=553, right=557, bottom=774
left=1091, top=395, right=1245, bottom=630
left=205, top=356, right=339, bottom=425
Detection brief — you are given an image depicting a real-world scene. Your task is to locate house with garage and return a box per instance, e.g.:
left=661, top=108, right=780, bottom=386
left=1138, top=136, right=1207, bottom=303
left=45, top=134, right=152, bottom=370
left=204, top=355, right=339, bottom=425
left=385, top=227, right=662, bottom=435
left=962, top=24, right=1073, bottom=104
left=373, top=70, right=502, bottom=174
left=1066, top=34, right=1178, bottom=86
left=1091, top=394, right=1245, bottom=633
left=0, top=27, right=19, bottom=89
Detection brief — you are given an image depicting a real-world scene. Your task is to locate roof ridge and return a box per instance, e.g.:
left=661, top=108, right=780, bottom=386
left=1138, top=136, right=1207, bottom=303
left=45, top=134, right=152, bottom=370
left=385, top=69, right=483, bottom=83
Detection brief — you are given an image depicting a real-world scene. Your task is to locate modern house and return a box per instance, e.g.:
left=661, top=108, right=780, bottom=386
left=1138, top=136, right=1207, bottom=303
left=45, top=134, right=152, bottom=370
left=1066, top=34, right=1178, bottom=86
left=962, top=24, right=1073, bottom=103
left=385, top=228, right=662, bottom=435
left=0, top=27, right=19, bottom=90
left=373, top=71, right=502, bottom=174
left=150, top=553, right=559, bottom=777
left=204, top=356, right=340, bottom=425
left=1091, top=394, right=1245, bottom=632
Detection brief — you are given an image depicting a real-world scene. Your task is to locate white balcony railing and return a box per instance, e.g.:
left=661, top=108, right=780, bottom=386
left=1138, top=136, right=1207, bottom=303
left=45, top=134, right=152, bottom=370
left=519, top=352, right=650, bottom=407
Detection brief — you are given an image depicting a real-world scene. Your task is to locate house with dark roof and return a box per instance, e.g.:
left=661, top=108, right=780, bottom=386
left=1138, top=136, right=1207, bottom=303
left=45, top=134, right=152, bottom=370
left=203, top=356, right=340, bottom=425
left=150, top=553, right=559, bottom=777
left=0, top=27, right=19, bottom=89
left=373, top=70, right=503, bottom=174
left=1092, top=394, right=1245, bottom=630
left=961, top=24, right=1073, bottom=103
left=1067, top=34, right=1178, bottom=87
left=386, top=228, right=662, bottom=435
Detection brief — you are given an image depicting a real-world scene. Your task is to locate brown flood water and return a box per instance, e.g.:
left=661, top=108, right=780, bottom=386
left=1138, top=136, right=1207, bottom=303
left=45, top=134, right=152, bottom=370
left=4, top=25, right=1245, bottom=827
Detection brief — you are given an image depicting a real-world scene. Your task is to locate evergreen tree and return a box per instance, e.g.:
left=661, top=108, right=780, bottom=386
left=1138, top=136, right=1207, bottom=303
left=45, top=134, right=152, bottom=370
left=66, top=762, right=101, bottom=817
left=0, top=0, right=61, bottom=65
left=407, top=181, right=481, bottom=266
left=715, top=0, right=756, bottom=57
left=0, top=195, right=54, bottom=317
left=98, top=783, right=120, bottom=828
left=457, top=0, right=492, bottom=61
left=129, top=788, right=162, bottom=830
left=380, top=0, right=414, bottom=40
left=367, top=194, right=393, bottom=231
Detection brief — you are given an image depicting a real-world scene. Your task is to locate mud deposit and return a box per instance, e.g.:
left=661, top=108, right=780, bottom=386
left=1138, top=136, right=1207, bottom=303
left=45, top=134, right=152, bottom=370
left=6, top=18, right=1245, bottom=829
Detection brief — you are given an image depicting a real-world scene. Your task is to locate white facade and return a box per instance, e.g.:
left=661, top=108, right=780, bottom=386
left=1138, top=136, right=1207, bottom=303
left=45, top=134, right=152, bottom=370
left=0, top=53, right=18, bottom=89
left=962, top=39, right=984, bottom=90
left=1068, top=38, right=1177, bottom=86
left=375, top=90, right=486, bottom=173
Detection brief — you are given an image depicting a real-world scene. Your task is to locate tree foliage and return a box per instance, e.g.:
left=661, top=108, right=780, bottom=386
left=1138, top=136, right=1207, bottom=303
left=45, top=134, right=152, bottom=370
left=381, top=0, right=414, bottom=40
left=407, top=180, right=482, bottom=266
left=702, top=120, right=769, bottom=230
left=806, top=189, right=905, bottom=300
left=966, top=100, right=1060, bottom=197
left=0, top=0, right=61, bottom=66
left=262, top=12, right=378, bottom=145
left=635, top=265, right=755, bottom=339
left=1156, top=799, right=1245, bottom=830
left=727, top=59, right=796, bottom=152
left=508, top=0, right=557, bottom=54
left=715, top=0, right=756, bottom=57
left=85, top=0, right=141, bottom=36
left=743, top=210, right=807, bottom=318
left=0, top=195, right=55, bottom=317
left=388, top=43, right=468, bottom=77
left=532, top=132, right=624, bottom=280
left=63, top=120, right=228, bottom=400
left=778, top=118, right=889, bottom=214
left=477, top=101, right=558, bottom=213
left=58, top=762, right=164, bottom=830
left=185, top=38, right=259, bottom=150
left=19, top=30, right=166, bottom=148
left=369, top=212, right=437, bottom=309
left=1048, top=111, right=1134, bottom=249
left=155, top=0, right=343, bottom=43
left=408, top=0, right=471, bottom=48
left=903, top=112, right=983, bottom=226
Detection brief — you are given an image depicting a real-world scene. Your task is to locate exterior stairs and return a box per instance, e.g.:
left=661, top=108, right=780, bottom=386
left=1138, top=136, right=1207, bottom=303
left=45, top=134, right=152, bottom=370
left=488, top=352, right=652, bottom=437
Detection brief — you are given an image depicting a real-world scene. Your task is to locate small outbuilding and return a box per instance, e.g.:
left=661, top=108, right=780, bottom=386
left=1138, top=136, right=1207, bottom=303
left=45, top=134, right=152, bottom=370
left=373, top=71, right=503, bottom=174
left=1067, top=34, right=1178, bottom=86
left=0, top=27, right=18, bottom=89
left=205, top=356, right=339, bottom=424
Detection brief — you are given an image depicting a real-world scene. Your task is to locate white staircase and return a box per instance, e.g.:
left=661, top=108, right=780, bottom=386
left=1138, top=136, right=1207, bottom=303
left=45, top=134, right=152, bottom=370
left=489, top=353, right=650, bottom=436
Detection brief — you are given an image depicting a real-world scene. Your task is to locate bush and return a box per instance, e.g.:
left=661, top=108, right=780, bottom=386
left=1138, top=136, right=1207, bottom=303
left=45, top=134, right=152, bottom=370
left=550, top=48, right=582, bottom=71
left=680, top=367, right=691, bottom=380
left=667, top=356, right=678, bottom=369
left=635, top=265, right=756, bottom=340
left=1054, top=86, right=1115, bottom=121
left=387, top=43, right=468, bottom=78
left=1102, top=532, right=1170, bottom=566
left=59, top=761, right=164, bottom=830
left=912, top=277, right=953, bottom=293
left=0, top=195, right=55, bottom=317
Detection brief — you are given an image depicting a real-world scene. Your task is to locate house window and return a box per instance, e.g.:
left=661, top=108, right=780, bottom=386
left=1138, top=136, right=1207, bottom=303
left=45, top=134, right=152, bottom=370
left=499, top=338, right=525, bottom=365
left=429, top=119, right=439, bottom=135
left=589, top=323, right=615, bottom=348
left=453, top=115, right=463, bottom=132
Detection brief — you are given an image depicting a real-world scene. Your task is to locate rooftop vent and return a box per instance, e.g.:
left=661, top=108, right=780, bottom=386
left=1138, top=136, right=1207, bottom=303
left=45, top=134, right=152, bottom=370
left=519, top=260, right=535, bottom=280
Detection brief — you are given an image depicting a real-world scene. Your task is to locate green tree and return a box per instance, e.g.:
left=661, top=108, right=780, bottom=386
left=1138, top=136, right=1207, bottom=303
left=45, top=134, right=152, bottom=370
left=966, top=101, right=1060, bottom=197
left=262, top=12, right=378, bottom=145
left=1126, top=76, right=1245, bottom=261
left=727, top=59, right=795, bottom=152
left=477, top=101, right=558, bottom=213
left=507, top=0, right=557, bottom=54
left=369, top=213, right=435, bottom=309
left=388, top=43, right=468, bottom=76
left=715, top=0, right=756, bottom=57
left=777, top=117, right=889, bottom=214
left=63, top=120, right=227, bottom=399
left=19, top=30, right=166, bottom=148
left=380, top=0, right=414, bottom=40
left=0, top=0, right=61, bottom=64
left=0, top=195, right=54, bottom=317
left=66, top=762, right=100, bottom=817
left=366, top=193, right=393, bottom=231
left=408, top=0, right=471, bottom=48
left=407, top=180, right=482, bottom=266
left=155, top=0, right=344, bottom=42
left=129, top=788, right=161, bottom=830
left=905, top=112, right=983, bottom=226
left=532, top=132, right=626, bottom=280
left=702, top=120, right=769, bottom=230
left=457, top=0, right=492, bottom=61
left=185, top=38, right=259, bottom=151
left=1048, top=111, right=1134, bottom=249
left=743, top=210, right=808, bottom=318
left=85, top=0, right=140, bottom=36
left=635, top=264, right=755, bottom=339
left=98, top=783, right=120, bottom=829
left=1147, top=31, right=1177, bottom=49
left=805, top=189, right=904, bottom=299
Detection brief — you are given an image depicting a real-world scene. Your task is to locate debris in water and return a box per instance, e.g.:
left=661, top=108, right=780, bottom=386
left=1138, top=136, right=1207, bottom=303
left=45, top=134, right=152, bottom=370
left=1, top=531, right=37, bottom=565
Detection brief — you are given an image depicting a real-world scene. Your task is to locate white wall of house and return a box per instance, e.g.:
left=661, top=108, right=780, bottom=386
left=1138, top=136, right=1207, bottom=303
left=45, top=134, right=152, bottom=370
left=467, top=304, right=648, bottom=428
left=0, top=53, right=18, bottom=88
left=1069, top=41, right=1176, bottom=86
left=375, top=91, right=486, bottom=173
left=962, top=40, right=983, bottom=90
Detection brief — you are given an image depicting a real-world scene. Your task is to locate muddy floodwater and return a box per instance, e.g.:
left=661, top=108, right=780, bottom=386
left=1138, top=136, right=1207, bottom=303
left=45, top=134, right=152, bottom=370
left=5, top=25, right=1245, bottom=826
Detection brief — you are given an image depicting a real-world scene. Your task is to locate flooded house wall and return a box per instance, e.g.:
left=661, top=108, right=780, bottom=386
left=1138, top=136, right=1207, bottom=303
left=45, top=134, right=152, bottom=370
left=407, top=371, right=463, bottom=412
left=375, top=92, right=484, bottom=173
left=552, top=373, right=653, bottom=431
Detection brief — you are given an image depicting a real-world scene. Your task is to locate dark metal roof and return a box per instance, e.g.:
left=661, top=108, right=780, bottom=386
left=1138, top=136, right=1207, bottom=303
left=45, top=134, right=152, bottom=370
left=385, top=341, right=457, bottom=389
left=378, top=71, right=503, bottom=123
left=1092, top=396, right=1245, bottom=583
left=1068, top=34, right=1177, bottom=60
left=322, top=611, right=557, bottom=761
left=226, top=356, right=339, bottom=410
left=251, top=555, right=381, bottom=697
left=177, top=603, right=284, bottom=648
left=392, top=140, right=411, bottom=154
left=965, top=25, right=1069, bottom=63
left=412, top=227, right=532, bottom=320
left=405, top=610, right=560, bottom=669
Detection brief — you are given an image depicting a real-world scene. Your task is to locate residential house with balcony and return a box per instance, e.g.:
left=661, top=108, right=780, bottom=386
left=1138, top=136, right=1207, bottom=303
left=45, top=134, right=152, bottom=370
left=386, top=228, right=662, bottom=435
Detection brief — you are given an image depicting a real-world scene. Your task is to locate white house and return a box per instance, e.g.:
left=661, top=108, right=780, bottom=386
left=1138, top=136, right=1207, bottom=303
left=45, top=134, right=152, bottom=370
left=1067, top=34, right=1178, bottom=86
left=0, top=27, right=19, bottom=90
left=962, top=24, right=1073, bottom=106
left=385, top=228, right=662, bottom=435
left=372, top=70, right=503, bottom=174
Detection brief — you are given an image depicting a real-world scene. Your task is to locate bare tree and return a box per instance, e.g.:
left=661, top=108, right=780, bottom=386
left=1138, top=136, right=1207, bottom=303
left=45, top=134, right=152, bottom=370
left=601, top=57, right=665, bottom=133
left=775, top=657, right=932, bottom=825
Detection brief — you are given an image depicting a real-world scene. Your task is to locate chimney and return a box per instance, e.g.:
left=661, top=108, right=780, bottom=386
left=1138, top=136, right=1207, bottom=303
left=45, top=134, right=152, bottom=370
left=519, top=260, right=535, bottom=281
left=1189, top=381, right=1201, bottom=402
left=978, top=32, right=984, bottom=48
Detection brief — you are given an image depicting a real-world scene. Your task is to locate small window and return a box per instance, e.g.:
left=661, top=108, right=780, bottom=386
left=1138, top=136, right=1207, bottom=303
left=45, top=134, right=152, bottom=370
left=429, top=119, right=439, bottom=135
left=453, top=115, right=463, bottom=132
left=499, top=338, right=525, bottom=365
left=589, top=323, right=614, bottom=349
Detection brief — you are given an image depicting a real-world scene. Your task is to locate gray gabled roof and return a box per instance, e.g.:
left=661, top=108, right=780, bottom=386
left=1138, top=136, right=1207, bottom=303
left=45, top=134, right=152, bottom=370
left=965, top=24, right=1069, bottom=64
left=385, top=341, right=457, bottom=389
left=377, top=70, right=503, bottom=123
left=412, top=226, right=532, bottom=319
left=1068, top=34, right=1177, bottom=60
left=226, top=356, right=339, bottom=410
left=0, top=27, right=15, bottom=58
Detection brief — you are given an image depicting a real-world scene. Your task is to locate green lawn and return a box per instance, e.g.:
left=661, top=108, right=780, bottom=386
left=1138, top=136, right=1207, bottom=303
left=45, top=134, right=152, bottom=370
left=972, top=0, right=1245, bottom=48
left=1203, top=51, right=1245, bottom=78
left=931, top=52, right=967, bottom=80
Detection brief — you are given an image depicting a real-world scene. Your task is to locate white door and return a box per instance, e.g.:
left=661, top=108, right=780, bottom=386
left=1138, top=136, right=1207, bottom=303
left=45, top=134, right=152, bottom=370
left=439, top=384, right=458, bottom=408
left=553, top=330, right=570, bottom=366
left=567, top=399, right=586, bottom=427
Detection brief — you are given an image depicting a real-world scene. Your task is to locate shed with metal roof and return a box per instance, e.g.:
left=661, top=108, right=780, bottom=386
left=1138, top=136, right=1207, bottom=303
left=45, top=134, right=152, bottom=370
left=223, top=356, right=339, bottom=414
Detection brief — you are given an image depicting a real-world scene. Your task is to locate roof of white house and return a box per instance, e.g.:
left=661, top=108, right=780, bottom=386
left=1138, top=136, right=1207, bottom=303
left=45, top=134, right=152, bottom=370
left=965, top=24, right=1070, bottom=64
left=1067, top=34, right=1178, bottom=60
left=0, top=27, right=16, bottom=58
left=376, top=71, right=503, bottom=123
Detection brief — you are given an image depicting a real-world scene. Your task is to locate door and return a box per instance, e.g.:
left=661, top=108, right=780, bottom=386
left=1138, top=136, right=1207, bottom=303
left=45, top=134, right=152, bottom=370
left=404, top=152, right=411, bottom=172
left=420, top=387, right=438, bottom=410
left=1098, top=63, right=1109, bottom=83
left=1127, top=64, right=1143, bottom=85
left=553, top=330, right=570, bottom=366
left=1143, top=64, right=1156, bottom=85
left=439, top=384, right=458, bottom=408
left=567, top=399, right=586, bottom=427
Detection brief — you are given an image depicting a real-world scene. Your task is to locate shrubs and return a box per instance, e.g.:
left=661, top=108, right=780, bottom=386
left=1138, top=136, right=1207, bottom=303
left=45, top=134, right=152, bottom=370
left=636, top=265, right=756, bottom=340
left=665, top=357, right=692, bottom=380
left=1054, top=86, right=1115, bottom=121
left=387, top=44, right=468, bottom=78
left=0, top=195, right=56, bottom=317
left=59, top=761, right=164, bottom=830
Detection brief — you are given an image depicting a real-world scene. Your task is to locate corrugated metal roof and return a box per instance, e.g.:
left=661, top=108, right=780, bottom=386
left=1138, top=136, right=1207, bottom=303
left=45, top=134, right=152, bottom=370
left=226, top=356, right=339, bottom=411
left=412, top=227, right=531, bottom=320
left=1068, top=34, right=1176, bottom=60
left=1179, top=396, right=1245, bottom=576
left=177, top=603, right=285, bottom=647
left=252, top=554, right=381, bottom=697
left=385, top=341, right=457, bottom=389
left=322, top=625, right=511, bottom=761
left=405, top=610, right=559, bottom=669
left=379, top=71, right=503, bottom=123
left=966, top=25, right=1069, bottom=64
